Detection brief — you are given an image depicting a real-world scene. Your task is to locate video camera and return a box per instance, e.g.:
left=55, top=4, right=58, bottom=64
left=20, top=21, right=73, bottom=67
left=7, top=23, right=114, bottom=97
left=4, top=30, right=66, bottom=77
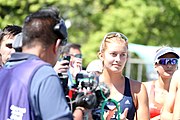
left=66, top=70, right=110, bottom=110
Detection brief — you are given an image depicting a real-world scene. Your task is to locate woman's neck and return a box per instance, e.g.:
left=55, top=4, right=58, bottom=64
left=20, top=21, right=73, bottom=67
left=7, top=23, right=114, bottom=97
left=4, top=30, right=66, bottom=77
left=100, top=69, right=124, bottom=85
left=156, top=77, right=171, bottom=91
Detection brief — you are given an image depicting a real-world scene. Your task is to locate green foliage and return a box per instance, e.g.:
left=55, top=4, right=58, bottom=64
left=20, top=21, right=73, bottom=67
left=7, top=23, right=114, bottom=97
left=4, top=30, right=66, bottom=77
left=0, top=0, right=180, bottom=67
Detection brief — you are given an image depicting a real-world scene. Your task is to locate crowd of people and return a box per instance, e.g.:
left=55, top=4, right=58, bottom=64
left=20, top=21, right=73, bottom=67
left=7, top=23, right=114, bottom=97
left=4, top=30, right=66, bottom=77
left=0, top=6, right=180, bottom=120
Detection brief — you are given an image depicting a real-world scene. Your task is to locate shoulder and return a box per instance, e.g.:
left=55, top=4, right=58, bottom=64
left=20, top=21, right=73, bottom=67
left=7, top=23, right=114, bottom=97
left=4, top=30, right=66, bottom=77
left=29, top=65, right=72, bottom=119
left=128, top=78, right=149, bottom=109
left=171, top=70, right=180, bottom=84
left=170, top=70, right=180, bottom=90
left=30, top=65, right=59, bottom=89
left=35, top=65, right=56, bottom=75
left=129, top=79, right=148, bottom=95
left=129, top=79, right=143, bottom=88
left=142, top=81, right=154, bottom=91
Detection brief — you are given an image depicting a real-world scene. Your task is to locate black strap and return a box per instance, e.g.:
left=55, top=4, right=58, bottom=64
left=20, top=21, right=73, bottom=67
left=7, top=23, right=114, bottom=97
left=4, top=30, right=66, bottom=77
left=124, top=77, right=132, bottom=96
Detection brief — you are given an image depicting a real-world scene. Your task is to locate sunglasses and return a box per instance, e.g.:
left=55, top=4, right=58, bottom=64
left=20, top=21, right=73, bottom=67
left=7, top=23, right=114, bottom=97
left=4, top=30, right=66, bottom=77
left=70, top=54, right=82, bottom=58
left=156, top=58, right=178, bottom=65
left=6, top=43, right=13, bottom=48
left=100, top=32, right=128, bottom=51
left=104, top=32, right=128, bottom=41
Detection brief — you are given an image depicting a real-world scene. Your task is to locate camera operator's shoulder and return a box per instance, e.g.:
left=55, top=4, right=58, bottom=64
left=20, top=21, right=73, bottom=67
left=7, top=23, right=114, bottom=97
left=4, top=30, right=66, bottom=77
left=33, top=64, right=57, bottom=79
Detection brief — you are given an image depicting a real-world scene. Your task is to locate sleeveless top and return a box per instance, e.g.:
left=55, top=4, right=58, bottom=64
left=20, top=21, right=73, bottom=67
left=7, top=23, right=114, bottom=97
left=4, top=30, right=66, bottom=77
left=92, top=77, right=136, bottom=120
left=148, top=81, right=162, bottom=118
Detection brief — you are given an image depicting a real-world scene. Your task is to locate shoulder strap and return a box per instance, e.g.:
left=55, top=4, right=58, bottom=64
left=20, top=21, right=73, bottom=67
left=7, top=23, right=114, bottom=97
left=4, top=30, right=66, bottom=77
left=124, top=77, right=131, bottom=96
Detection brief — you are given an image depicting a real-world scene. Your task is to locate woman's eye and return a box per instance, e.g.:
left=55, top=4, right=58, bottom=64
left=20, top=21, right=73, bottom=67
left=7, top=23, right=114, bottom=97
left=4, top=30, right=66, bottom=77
left=121, top=53, right=127, bottom=57
left=110, top=53, right=117, bottom=57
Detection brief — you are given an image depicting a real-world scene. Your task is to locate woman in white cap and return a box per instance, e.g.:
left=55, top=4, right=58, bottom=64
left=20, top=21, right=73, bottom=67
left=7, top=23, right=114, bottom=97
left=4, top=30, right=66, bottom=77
left=86, top=59, right=103, bottom=76
left=143, top=46, right=179, bottom=120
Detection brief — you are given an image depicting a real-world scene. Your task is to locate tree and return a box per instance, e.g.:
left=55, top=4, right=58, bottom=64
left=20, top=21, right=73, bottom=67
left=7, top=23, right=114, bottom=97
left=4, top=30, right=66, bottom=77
left=1, top=0, right=180, bottom=67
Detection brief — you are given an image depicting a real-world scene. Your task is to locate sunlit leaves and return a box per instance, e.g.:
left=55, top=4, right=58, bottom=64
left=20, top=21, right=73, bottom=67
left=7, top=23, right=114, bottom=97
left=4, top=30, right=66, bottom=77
left=0, top=0, right=180, bottom=66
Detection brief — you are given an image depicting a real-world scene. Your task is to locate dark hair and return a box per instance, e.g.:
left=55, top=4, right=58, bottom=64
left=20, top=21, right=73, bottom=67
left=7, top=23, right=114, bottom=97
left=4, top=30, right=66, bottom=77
left=22, top=7, right=62, bottom=48
left=0, top=25, right=22, bottom=42
left=61, top=43, right=81, bottom=54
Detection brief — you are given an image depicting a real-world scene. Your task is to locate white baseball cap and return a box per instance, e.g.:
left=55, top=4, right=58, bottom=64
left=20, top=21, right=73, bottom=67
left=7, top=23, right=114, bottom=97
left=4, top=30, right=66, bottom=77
left=86, top=59, right=103, bottom=73
left=154, top=47, right=179, bottom=62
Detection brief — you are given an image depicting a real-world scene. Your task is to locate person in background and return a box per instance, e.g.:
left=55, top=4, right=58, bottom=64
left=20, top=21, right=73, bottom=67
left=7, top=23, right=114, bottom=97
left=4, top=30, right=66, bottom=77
left=0, top=25, right=22, bottom=65
left=63, top=43, right=83, bottom=74
left=161, top=69, right=180, bottom=120
left=90, top=32, right=149, bottom=120
left=86, top=59, right=103, bottom=76
left=55, top=43, right=83, bottom=88
left=54, top=43, right=97, bottom=120
left=0, top=7, right=73, bottom=119
left=143, top=46, right=179, bottom=120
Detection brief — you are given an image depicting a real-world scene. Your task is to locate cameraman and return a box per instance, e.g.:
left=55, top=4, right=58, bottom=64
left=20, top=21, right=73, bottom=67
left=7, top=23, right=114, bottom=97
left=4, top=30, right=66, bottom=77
left=0, top=7, right=73, bottom=119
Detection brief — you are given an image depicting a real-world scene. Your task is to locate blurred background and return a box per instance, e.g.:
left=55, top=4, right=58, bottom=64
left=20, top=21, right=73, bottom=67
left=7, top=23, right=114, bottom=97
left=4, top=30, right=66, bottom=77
left=1, top=0, right=180, bottom=82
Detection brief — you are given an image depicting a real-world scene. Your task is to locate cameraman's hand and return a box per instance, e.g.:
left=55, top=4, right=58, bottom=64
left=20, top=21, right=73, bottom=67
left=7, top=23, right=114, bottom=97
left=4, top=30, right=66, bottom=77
left=70, top=57, right=82, bottom=78
left=54, top=60, right=69, bottom=74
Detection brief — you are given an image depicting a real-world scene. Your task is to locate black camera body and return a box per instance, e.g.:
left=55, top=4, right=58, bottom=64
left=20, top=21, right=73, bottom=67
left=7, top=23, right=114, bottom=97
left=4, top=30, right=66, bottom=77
left=67, top=70, right=110, bottom=110
left=58, top=56, right=71, bottom=95
left=62, top=56, right=71, bottom=66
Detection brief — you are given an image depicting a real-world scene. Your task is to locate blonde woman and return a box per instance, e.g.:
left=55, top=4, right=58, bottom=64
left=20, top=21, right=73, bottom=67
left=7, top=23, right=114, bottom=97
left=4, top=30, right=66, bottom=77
left=91, top=32, right=149, bottom=120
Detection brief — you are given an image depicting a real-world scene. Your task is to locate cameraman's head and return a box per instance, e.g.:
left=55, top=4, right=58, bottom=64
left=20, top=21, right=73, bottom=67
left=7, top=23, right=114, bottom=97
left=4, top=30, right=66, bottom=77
left=22, top=7, right=67, bottom=66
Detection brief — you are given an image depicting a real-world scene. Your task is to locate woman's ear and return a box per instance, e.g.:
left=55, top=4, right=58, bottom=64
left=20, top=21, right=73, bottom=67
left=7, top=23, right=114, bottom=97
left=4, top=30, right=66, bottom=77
left=98, top=52, right=104, bottom=69
left=98, top=52, right=103, bottom=61
left=154, top=63, right=158, bottom=71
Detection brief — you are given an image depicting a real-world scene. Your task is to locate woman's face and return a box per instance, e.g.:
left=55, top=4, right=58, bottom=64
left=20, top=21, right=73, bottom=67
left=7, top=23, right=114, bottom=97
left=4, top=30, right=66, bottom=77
left=102, top=42, right=128, bottom=73
left=155, top=53, right=178, bottom=79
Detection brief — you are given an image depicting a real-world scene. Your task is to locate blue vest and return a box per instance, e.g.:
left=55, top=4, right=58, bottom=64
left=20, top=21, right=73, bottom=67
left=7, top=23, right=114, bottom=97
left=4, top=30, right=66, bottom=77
left=0, top=58, right=48, bottom=120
